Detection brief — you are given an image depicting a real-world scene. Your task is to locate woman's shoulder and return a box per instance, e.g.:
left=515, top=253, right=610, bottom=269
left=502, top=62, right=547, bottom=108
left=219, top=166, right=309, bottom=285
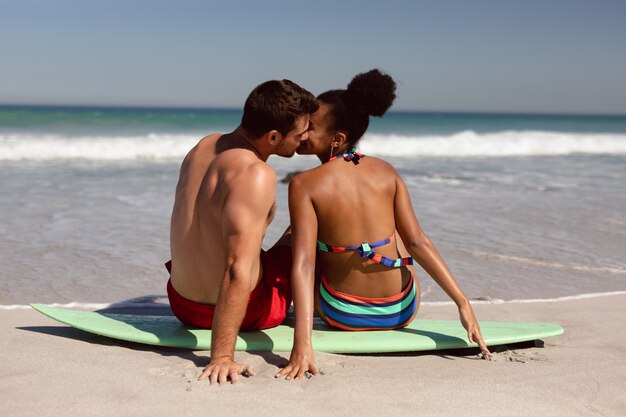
left=287, top=166, right=320, bottom=190
left=364, top=155, right=397, bottom=169
left=360, top=156, right=401, bottom=180
left=288, top=155, right=401, bottom=191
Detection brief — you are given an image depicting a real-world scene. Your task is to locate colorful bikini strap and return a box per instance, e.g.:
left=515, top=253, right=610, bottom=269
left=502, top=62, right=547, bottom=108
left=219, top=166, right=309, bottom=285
left=329, top=147, right=365, bottom=165
left=317, top=233, right=414, bottom=268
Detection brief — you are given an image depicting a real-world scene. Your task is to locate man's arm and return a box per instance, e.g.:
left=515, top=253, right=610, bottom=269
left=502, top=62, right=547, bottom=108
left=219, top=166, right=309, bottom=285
left=199, top=163, right=277, bottom=384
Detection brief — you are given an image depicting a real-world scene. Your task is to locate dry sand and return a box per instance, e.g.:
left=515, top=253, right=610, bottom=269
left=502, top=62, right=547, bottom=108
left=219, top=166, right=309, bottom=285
left=2, top=294, right=625, bottom=417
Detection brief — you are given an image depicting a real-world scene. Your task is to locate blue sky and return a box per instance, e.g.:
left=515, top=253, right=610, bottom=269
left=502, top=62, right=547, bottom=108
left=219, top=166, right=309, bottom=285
left=1, top=0, right=625, bottom=113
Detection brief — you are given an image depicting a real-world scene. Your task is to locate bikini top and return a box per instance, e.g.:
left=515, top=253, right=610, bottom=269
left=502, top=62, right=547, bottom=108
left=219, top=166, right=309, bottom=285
left=317, top=233, right=414, bottom=268
left=316, top=147, right=414, bottom=268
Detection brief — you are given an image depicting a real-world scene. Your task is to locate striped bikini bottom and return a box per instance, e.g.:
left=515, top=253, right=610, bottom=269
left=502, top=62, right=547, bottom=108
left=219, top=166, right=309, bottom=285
left=318, top=271, right=418, bottom=331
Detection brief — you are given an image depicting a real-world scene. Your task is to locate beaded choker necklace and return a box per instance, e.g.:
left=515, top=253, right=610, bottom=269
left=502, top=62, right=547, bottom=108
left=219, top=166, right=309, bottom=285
left=329, top=147, right=365, bottom=165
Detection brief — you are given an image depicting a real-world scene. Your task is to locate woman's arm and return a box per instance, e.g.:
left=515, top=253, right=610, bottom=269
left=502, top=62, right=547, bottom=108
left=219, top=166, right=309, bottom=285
left=393, top=175, right=492, bottom=356
left=276, top=176, right=319, bottom=379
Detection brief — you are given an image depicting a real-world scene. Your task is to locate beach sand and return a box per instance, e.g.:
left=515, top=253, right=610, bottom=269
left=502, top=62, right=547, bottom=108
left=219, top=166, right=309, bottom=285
left=2, top=294, right=625, bottom=417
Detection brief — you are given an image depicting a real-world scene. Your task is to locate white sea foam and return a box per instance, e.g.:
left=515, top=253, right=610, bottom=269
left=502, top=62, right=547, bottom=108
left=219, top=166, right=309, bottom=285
left=421, top=290, right=626, bottom=306
left=1, top=296, right=170, bottom=310
left=361, top=130, right=626, bottom=157
left=0, top=302, right=169, bottom=310
left=2, top=130, right=626, bottom=161
left=474, top=252, right=626, bottom=275
left=0, top=133, right=199, bottom=161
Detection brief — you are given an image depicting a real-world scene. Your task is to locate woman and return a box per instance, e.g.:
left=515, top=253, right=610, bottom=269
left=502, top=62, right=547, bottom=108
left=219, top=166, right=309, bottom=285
left=276, top=70, right=491, bottom=380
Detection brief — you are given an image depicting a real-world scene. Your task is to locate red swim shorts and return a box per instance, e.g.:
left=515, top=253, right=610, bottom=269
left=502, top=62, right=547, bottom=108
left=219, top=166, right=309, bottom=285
left=165, top=245, right=292, bottom=331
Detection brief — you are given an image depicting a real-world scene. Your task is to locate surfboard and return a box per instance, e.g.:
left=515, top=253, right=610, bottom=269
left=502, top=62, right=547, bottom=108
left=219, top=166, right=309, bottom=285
left=31, top=304, right=563, bottom=353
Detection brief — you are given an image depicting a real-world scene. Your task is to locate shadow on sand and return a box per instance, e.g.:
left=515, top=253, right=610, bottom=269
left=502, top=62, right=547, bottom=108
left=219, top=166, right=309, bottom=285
left=22, top=295, right=289, bottom=369
left=23, top=295, right=546, bottom=370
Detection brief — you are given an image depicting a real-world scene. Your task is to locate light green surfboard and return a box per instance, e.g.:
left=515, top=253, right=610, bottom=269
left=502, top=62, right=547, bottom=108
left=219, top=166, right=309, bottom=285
left=31, top=304, right=563, bottom=353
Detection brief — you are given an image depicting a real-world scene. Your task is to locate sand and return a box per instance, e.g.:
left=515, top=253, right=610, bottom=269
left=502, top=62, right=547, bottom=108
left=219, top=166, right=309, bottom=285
left=2, top=294, right=626, bottom=417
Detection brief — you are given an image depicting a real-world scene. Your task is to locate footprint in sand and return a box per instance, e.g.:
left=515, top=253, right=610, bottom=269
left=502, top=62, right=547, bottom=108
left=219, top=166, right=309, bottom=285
left=314, top=357, right=359, bottom=375
left=148, top=364, right=197, bottom=379
left=483, top=349, right=546, bottom=363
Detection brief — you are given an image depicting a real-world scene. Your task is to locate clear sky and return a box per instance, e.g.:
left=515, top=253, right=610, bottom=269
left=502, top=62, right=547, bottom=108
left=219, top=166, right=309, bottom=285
left=1, top=0, right=625, bottom=114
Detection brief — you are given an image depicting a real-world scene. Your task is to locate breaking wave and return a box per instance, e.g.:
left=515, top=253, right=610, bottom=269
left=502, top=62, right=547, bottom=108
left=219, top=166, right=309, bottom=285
left=2, top=130, right=626, bottom=161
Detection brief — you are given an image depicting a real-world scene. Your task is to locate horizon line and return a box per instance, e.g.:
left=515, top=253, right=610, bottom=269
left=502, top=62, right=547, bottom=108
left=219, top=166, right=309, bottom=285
left=0, top=102, right=625, bottom=118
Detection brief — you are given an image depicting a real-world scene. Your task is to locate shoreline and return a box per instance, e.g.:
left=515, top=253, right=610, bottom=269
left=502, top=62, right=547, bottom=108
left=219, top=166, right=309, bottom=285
left=2, top=289, right=626, bottom=310
left=3, top=293, right=626, bottom=416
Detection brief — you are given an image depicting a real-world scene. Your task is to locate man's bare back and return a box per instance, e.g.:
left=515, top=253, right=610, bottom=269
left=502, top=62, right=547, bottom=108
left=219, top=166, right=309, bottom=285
left=166, top=79, right=317, bottom=384
left=169, top=132, right=276, bottom=304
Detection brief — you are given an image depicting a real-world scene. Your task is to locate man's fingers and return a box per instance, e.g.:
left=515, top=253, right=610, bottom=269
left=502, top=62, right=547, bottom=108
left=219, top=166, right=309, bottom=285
left=210, top=368, right=220, bottom=385
left=243, top=365, right=254, bottom=377
left=198, top=361, right=254, bottom=384
left=229, top=369, right=239, bottom=384
left=218, top=369, right=230, bottom=385
left=198, top=366, right=212, bottom=381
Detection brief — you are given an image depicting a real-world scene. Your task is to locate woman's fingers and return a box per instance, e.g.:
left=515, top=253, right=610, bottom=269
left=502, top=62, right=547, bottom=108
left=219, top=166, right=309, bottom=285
left=469, top=328, right=492, bottom=358
left=276, top=362, right=318, bottom=380
left=275, top=364, right=292, bottom=378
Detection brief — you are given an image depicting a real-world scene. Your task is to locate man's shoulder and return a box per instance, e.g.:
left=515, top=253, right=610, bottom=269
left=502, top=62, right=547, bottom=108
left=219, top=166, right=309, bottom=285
left=216, top=154, right=275, bottom=193
left=201, top=132, right=223, bottom=142
left=238, top=159, right=276, bottom=187
left=182, top=133, right=222, bottom=163
left=192, top=133, right=223, bottom=150
left=222, top=161, right=276, bottom=213
left=194, top=133, right=222, bottom=153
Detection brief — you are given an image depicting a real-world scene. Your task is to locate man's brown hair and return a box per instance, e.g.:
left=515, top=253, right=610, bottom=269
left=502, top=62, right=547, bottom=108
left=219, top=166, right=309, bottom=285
left=241, top=79, right=319, bottom=138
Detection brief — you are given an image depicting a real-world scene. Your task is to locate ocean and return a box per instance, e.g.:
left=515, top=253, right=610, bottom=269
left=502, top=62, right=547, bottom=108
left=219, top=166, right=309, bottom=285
left=1, top=105, right=625, bottom=307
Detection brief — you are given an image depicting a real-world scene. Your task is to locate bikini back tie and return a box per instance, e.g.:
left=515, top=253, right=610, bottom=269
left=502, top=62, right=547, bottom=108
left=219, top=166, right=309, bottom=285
left=317, top=233, right=414, bottom=268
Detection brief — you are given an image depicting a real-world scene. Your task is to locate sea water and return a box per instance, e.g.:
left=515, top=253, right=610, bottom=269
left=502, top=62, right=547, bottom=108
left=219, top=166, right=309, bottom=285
left=1, top=106, right=625, bottom=306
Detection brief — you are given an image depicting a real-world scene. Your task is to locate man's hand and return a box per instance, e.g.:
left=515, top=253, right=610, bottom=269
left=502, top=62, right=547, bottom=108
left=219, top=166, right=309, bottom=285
left=198, top=357, right=255, bottom=384
left=458, top=302, right=492, bottom=358
left=275, top=344, right=318, bottom=380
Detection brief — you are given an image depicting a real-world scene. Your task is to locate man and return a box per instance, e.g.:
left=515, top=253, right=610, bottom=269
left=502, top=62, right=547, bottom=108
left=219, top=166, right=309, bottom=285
left=167, top=79, right=318, bottom=384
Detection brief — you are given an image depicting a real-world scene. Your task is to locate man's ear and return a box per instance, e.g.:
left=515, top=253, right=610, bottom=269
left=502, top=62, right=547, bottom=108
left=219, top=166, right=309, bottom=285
left=264, top=129, right=282, bottom=145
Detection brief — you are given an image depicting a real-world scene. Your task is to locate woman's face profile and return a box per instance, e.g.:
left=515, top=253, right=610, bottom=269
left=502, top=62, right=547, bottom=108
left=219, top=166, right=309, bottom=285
left=297, top=102, right=335, bottom=156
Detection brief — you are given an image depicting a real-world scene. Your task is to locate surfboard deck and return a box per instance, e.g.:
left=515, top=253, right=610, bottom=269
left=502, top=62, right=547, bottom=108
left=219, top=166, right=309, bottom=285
left=31, top=304, right=563, bottom=353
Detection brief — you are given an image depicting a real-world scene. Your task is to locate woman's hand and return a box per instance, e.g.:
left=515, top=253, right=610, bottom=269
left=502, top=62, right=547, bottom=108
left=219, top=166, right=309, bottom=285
left=275, top=344, right=318, bottom=380
left=458, top=301, right=492, bottom=358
